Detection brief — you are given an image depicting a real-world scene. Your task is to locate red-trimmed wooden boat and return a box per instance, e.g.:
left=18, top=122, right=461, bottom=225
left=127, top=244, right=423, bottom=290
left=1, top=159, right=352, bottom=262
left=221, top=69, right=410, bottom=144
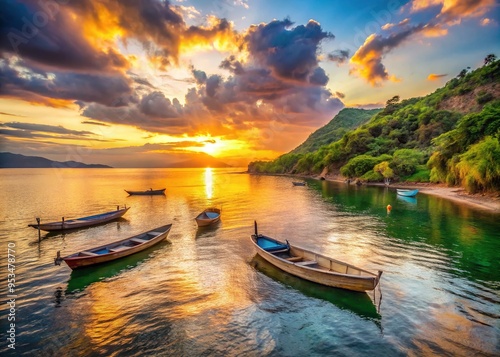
left=125, top=188, right=166, bottom=195
left=195, top=207, right=221, bottom=227
left=55, top=224, right=172, bottom=270
left=28, top=207, right=130, bottom=232
left=250, top=222, right=382, bottom=292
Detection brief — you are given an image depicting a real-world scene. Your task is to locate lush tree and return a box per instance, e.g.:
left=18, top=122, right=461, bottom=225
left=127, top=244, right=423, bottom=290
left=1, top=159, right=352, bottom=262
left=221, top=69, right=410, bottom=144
left=484, top=54, right=497, bottom=66
left=391, top=149, right=425, bottom=177
left=456, top=136, right=500, bottom=193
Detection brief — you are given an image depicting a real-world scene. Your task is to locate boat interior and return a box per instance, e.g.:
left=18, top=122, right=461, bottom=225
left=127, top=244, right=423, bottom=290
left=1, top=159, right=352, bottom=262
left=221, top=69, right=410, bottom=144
left=257, top=235, right=371, bottom=276
left=77, top=232, right=160, bottom=257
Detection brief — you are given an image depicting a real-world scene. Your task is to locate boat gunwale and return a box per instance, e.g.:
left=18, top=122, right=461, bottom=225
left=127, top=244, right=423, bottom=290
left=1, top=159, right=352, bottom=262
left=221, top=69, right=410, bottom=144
left=28, top=207, right=130, bottom=230
left=63, top=224, right=172, bottom=262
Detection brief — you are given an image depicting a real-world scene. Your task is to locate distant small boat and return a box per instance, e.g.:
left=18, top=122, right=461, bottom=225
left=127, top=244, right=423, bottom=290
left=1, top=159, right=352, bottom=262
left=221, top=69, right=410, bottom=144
left=250, top=222, right=382, bottom=292
left=125, top=188, right=166, bottom=195
left=28, top=207, right=130, bottom=232
left=396, top=189, right=419, bottom=197
left=292, top=181, right=306, bottom=186
left=55, top=224, right=172, bottom=270
left=195, top=207, right=221, bottom=227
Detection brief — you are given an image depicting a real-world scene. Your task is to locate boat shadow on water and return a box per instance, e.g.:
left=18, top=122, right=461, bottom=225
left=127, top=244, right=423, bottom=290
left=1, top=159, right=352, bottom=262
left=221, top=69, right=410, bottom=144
left=195, top=221, right=221, bottom=239
left=63, top=240, right=171, bottom=295
left=250, top=254, right=382, bottom=324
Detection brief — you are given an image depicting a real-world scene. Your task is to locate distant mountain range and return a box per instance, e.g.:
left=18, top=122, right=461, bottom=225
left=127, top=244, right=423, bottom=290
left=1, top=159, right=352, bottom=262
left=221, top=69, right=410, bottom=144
left=0, top=152, right=231, bottom=168
left=0, top=152, right=113, bottom=168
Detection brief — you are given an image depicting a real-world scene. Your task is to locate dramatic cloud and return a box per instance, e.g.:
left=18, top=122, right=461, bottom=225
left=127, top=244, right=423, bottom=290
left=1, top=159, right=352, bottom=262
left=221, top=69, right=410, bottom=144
left=427, top=73, right=448, bottom=80
left=0, top=57, right=133, bottom=107
left=245, top=19, right=334, bottom=82
left=350, top=25, right=424, bottom=86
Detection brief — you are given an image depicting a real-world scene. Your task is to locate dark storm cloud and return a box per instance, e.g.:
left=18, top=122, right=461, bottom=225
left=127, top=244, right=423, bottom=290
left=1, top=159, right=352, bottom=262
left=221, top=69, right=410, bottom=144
left=245, top=19, right=334, bottom=82
left=0, top=58, right=133, bottom=106
left=0, top=0, right=129, bottom=72
left=328, top=49, right=350, bottom=64
left=139, top=91, right=183, bottom=118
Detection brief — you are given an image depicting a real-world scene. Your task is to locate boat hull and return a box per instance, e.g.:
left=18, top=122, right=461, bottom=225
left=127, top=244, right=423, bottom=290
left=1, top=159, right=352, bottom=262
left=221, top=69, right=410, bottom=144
left=125, top=189, right=165, bottom=195
left=195, top=208, right=221, bottom=227
left=28, top=207, right=130, bottom=232
left=396, top=189, right=419, bottom=197
left=61, top=224, right=172, bottom=269
left=251, top=235, right=381, bottom=292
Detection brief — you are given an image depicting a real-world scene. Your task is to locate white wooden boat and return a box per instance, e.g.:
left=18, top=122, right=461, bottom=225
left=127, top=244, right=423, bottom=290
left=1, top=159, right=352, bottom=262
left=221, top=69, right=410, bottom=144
left=28, top=207, right=130, bottom=232
left=396, top=189, right=419, bottom=197
left=124, top=188, right=166, bottom=195
left=55, top=224, right=172, bottom=270
left=250, top=222, right=382, bottom=292
left=195, top=207, right=221, bottom=227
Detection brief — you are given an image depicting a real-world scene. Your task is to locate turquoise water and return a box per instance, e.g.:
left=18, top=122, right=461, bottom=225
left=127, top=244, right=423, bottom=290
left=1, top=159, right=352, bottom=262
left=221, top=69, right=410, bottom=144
left=0, top=168, right=499, bottom=356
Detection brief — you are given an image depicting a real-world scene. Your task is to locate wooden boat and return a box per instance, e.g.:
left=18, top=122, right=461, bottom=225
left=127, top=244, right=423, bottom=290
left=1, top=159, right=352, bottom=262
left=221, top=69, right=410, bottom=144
left=195, top=207, right=221, bottom=227
left=124, top=188, right=166, bottom=195
left=55, top=224, right=172, bottom=270
left=28, top=207, right=130, bottom=232
left=250, top=222, right=382, bottom=292
left=292, top=181, right=306, bottom=186
left=396, top=189, right=419, bottom=197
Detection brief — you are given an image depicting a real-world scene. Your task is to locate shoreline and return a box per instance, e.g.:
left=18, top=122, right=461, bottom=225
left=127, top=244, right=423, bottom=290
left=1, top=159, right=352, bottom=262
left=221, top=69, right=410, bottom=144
left=250, top=171, right=500, bottom=214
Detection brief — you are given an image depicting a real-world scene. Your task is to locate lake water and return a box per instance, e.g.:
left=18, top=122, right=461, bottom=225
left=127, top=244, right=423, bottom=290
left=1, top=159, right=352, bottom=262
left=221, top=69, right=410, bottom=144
left=0, top=168, right=499, bottom=356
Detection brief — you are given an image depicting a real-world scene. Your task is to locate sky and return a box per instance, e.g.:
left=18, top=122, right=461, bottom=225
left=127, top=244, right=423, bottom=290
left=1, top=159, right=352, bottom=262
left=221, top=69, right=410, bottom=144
left=0, top=0, right=499, bottom=167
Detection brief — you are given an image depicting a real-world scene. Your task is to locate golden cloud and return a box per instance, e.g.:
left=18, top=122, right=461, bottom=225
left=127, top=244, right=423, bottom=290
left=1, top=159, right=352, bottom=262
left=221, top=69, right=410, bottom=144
left=427, top=73, right=448, bottom=80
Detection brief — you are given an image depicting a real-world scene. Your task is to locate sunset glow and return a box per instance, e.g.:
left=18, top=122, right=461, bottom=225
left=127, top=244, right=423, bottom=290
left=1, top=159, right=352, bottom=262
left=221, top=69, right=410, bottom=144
left=1, top=0, right=498, bottom=167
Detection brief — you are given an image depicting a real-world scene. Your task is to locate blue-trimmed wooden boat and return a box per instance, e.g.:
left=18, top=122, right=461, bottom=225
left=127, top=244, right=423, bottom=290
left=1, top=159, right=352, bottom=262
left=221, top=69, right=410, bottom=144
left=396, top=189, right=419, bottom=197
left=195, top=207, right=221, bottom=227
left=125, top=188, right=165, bottom=195
left=28, top=207, right=130, bottom=232
left=250, top=222, right=382, bottom=292
left=55, top=224, right=172, bottom=270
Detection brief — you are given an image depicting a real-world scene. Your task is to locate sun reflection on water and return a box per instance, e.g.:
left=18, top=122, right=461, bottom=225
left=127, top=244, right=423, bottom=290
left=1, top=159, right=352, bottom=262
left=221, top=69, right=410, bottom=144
left=204, top=168, right=213, bottom=199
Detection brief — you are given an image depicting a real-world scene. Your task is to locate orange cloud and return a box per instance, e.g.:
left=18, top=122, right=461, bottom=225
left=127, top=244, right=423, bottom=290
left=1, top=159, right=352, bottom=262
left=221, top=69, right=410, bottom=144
left=427, top=73, right=448, bottom=80
left=350, top=27, right=422, bottom=86
left=411, top=0, right=495, bottom=24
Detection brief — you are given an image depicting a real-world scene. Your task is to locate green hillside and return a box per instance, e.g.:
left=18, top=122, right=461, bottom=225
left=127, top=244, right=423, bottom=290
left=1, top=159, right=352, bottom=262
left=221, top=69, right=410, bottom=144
left=292, top=108, right=381, bottom=154
left=248, top=56, right=500, bottom=193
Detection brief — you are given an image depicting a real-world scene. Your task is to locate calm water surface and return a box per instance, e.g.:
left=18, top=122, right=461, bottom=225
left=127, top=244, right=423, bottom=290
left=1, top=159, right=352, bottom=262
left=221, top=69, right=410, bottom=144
left=0, top=168, right=499, bottom=356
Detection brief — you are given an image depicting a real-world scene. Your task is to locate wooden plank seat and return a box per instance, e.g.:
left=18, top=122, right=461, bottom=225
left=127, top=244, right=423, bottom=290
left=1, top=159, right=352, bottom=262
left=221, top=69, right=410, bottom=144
left=295, top=260, right=317, bottom=266
left=130, top=238, right=147, bottom=244
left=286, top=256, right=303, bottom=262
left=109, top=246, right=129, bottom=253
left=80, top=251, right=99, bottom=256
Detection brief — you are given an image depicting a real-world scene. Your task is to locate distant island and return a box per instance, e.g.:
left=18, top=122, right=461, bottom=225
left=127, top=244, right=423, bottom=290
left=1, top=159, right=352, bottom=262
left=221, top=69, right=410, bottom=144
left=0, top=152, right=232, bottom=168
left=0, top=152, right=112, bottom=168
